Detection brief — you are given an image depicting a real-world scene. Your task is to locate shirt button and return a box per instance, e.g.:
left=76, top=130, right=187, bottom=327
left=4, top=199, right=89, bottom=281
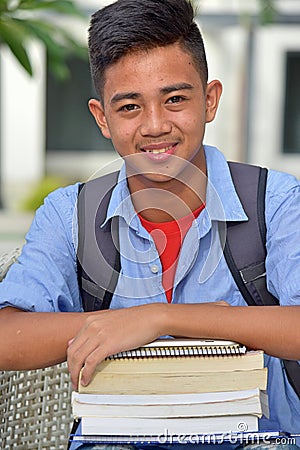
left=150, top=264, right=159, bottom=274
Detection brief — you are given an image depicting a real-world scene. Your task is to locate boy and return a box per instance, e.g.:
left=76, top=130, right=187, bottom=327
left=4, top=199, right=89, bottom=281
left=0, top=0, right=299, bottom=448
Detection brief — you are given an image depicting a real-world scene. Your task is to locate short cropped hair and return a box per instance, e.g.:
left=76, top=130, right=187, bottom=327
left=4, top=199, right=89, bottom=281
left=88, top=0, right=208, bottom=100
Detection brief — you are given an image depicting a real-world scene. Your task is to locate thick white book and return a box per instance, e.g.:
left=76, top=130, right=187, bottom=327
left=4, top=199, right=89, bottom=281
left=72, top=388, right=269, bottom=419
left=81, top=414, right=259, bottom=436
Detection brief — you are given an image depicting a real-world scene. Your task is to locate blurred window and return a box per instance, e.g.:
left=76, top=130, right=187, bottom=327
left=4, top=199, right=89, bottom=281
left=283, top=52, right=300, bottom=154
left=46, top=56, right=113, bottom=152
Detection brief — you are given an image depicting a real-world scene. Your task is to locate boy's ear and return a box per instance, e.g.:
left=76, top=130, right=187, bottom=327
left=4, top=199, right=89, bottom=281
left=205, top=80, right=223, bottom=124
left=88, top=99, right=111, bottom=139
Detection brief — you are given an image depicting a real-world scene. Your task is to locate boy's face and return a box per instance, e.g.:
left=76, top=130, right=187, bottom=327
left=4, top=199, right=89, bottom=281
left=89, top=43, right=222, bottom=185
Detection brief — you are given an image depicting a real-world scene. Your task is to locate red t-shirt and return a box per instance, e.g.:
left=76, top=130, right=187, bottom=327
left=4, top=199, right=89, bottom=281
left=139, top=204, right=205, bottom=303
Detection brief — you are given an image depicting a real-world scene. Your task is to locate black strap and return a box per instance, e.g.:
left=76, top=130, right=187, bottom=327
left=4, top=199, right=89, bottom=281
left=67, top=418, right=81, bottom=449
left=223, top=163, right=272, bottom=305
left=101, top=215, right=121, bottom=310
left=224, top=161, right=300, bottom=399
left=283, top=361, right=300, bottom=398
left=77, top=171, right=120, bottom=312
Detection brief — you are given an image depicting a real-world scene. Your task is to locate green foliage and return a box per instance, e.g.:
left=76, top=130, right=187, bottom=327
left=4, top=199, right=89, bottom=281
left=258, top=0, right=278, bottom=25
left=19, top=175, right=71, bottom=211
left=0, top=0, right=88, bottom=79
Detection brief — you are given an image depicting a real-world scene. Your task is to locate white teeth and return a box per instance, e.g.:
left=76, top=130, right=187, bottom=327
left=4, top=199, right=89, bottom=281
left=145, top=145, right=173, bottom=154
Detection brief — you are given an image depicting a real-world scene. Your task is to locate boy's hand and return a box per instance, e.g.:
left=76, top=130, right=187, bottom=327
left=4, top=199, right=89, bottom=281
left=67, top=303, right=166, bottom=390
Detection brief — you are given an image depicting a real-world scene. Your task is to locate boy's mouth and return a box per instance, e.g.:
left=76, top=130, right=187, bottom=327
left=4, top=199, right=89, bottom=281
left=140, top=143, right=177, bottom=155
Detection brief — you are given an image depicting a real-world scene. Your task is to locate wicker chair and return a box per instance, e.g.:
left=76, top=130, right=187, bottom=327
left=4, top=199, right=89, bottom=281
left=0, top=249, right=73, bottom=449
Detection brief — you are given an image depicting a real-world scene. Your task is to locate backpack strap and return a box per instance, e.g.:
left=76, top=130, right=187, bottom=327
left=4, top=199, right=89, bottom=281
left=224, top=161, right=300, bottom=399
left=77, top=171, right=120, bottom=312
left=224, top=162, right=277, bottom=306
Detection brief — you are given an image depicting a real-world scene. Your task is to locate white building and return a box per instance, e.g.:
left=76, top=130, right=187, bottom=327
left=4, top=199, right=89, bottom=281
left=0, top=0, right=299, bottom=209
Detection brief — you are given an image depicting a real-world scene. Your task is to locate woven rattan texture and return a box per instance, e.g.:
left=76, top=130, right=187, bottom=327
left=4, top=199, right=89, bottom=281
left=0, top=363, right=73, bottom=449
left=0, top=248, right=21, bottom=282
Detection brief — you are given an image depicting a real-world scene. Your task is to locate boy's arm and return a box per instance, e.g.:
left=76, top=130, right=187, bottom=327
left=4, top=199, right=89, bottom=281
left=0, top=304, right=163, bottom=388
left=1, top=302, right=299, bottom=389
left=164, top=303, right=300, bottom=360
left=67, top=302, right=300, bottom=389
left=0, top=306, right=89, bottom=370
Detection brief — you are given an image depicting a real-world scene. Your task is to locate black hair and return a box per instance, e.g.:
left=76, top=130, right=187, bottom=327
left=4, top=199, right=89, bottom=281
left=88, top=0, right=208, bottom=100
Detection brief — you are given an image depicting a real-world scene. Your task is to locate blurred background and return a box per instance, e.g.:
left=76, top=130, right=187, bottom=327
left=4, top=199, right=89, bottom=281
left=0, top=0, right=299, bottom=252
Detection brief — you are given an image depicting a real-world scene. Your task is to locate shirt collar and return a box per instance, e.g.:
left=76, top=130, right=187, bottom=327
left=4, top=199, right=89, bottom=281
left=204, top=145, right=248, bottom=222
left=104, top=164, right=143, bottom=232
left=104, top=146, right=248, bottom=228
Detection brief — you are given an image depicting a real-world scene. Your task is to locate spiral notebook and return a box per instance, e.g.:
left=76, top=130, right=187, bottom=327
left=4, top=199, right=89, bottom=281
left=78, top=338, right=267, bottom=395
left=108, top=338, right=248, bottom=359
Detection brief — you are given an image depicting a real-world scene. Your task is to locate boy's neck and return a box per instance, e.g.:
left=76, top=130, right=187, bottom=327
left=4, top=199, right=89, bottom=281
left=126, top=160, right=207, bottom=223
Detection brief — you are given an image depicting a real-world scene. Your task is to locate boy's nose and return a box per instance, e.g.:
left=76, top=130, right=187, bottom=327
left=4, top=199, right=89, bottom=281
left=140, top=106, right=172, bottom=137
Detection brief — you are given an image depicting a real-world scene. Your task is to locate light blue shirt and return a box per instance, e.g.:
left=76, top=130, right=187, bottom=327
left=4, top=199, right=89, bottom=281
left=0, top=146, right=299, bottom=439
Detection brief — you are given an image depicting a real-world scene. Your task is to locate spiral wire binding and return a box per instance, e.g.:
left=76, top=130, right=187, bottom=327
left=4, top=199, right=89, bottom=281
left=108, top=341, right=247, bottom=360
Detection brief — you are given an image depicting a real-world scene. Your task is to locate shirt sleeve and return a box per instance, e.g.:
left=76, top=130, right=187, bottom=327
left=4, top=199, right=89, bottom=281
left=265, top=170, right=300, bottom=306
left=0, top=183, right=82, bottom=313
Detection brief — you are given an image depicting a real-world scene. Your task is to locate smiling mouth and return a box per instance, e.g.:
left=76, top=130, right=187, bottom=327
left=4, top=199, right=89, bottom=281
left=141, top=144, right=177, bottom=154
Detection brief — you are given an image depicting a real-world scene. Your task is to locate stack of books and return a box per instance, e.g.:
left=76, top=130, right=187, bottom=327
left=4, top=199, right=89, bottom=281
left=71, top=338, right=269, bottom=444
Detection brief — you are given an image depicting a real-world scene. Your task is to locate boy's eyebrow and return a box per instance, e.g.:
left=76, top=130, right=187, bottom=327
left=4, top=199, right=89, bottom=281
left=110, top=92, right=141, bottom=104
left=110, top=83, right=194, bottom=105
left=160, top=83, right=194, bottom=95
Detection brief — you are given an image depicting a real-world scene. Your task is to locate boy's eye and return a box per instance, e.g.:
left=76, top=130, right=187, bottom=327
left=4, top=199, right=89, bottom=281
left=119, top=104, right=139, bottom=112
left=167, top=96, right=184, bottom=104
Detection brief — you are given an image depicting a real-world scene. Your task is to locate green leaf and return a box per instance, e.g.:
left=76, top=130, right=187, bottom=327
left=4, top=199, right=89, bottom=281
left=258, top=0, right=278, bottom=24
left=0, top=18, right=33, bottom=75
left=20, top=18, right=67, bottom=72
left=55, top=25, right=88, bottom=59
left=11, top=17, right=87, bottom=79
left=47, top=57, right=70, bottom=80
left=0, top=1, right=87, bottom=78
left=0, top=1, right=9, bottom=14
left=17, top=0, right=84, bottom=17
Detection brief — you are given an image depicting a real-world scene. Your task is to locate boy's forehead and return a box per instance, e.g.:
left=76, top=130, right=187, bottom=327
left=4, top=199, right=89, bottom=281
left=101, top=44, right=203, bottom=97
